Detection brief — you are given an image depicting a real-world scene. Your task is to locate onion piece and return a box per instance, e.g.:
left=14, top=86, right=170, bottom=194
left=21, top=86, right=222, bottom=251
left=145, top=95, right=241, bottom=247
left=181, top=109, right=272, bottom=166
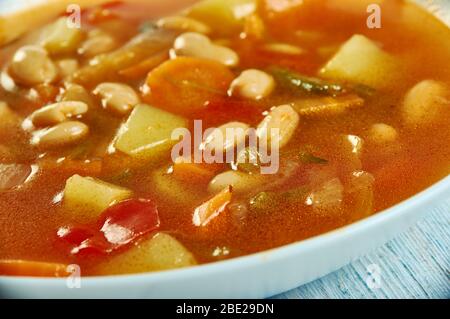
left=0, top=164, right=37, bottom=191
left=305, top=178, right=344, bottom=211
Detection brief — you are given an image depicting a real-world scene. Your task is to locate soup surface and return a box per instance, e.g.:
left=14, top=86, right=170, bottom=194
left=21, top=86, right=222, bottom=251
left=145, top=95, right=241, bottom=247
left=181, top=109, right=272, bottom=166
left=0, top=0, right=449, bottom=277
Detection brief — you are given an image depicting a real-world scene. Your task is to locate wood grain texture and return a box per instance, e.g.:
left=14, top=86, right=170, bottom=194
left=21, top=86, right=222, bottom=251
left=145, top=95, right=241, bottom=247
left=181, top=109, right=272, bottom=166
left=274, top=202, right=450, bottom=299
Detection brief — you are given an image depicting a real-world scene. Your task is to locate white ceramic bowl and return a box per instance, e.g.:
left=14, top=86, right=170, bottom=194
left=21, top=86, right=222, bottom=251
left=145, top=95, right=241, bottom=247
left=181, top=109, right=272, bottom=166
left=0, top=0, right=449, bottom=299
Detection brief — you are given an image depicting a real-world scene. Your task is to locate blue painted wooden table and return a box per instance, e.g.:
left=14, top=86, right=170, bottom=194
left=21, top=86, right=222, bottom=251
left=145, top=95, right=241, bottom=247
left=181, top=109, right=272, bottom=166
left=274, top=203, right=450, bottom=299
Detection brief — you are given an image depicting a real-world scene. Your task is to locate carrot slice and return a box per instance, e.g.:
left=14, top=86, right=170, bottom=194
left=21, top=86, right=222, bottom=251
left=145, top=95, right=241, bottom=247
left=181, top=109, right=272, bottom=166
left=38, top=158, right=103, bottom=176
left=142, top=57, right=235, bottom=116
left=193, top=186, right=232, bottom=227
left=172, top=160, right=223, bottom=184
left=0, top=260, right=70, bottom=277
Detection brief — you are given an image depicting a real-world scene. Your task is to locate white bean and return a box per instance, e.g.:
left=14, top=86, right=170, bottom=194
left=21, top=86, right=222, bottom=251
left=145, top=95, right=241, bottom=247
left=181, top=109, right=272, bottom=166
left=256, top=105, right=300, bottom=149
left=30, top=101, right=88, bottom=127
left=263, top=43, right=305, bottom=55
left=93, top=82, right=140, bottom=115
left=9, top=45, right=57, bottom=86
left=208, top=170, right=265, bottom=194
left=369, top=123, right=398, bottom=144
left=31, top=121, right=89, bottom=148
left=56, top=59, right=79, bottom=79
left=61, top=83, right=94, bottom=106
left=79, top=30, right=117, bottom=58
left=229, top=69, right=275, bottom=100
left=201, top=122, right=249, bottom=154
left=172, top=32, right=239, bottom=67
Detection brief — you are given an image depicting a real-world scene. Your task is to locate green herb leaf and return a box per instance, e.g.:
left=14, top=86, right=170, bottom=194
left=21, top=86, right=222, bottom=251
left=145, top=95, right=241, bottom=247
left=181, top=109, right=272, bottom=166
left=139, top=21, right=157, bottom=33
left=298, top=151, right=328, bottom=164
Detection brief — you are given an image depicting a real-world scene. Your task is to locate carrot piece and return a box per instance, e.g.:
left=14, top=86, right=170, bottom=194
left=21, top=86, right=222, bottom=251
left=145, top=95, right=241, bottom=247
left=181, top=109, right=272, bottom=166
left=193, top=186, right=232, bottom=227
left=0, top=260, right=70, bottom=277
left=118, top=51, right=169, bottom=80
left=172, top=160, right=223, bottom=184
left=172, top=162, right=215, bottom=184
left=38, top=158, right=103, bottom=176
left=142, top=57, right=235, bottom=116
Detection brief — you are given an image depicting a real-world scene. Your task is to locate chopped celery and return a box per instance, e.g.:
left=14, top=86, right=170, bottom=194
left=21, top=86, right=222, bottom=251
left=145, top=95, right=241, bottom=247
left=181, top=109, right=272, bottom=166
left=74, top=29, right=175, bottom=85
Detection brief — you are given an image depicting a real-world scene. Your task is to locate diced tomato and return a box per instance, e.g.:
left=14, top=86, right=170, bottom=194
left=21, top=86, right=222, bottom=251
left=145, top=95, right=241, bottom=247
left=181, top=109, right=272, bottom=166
left=57, top=198, right=160, bottom=255
left=98, top=198, right=160, bottom=246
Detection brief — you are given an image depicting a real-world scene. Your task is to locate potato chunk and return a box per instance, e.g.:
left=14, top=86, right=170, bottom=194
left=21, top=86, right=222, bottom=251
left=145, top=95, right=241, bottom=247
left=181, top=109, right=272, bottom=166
left=40, top=17, right=84, bottom=55
left=114, top=104, right=188, bottom=159
left=401, top=80, right=450, bottom=128
left=94, top=233, right=197, bottom=275
left=320, top=34, right=398, bottom=89
left=188, top=0, right=256, bottom=36
left=63, top=174, right=132, bottom=221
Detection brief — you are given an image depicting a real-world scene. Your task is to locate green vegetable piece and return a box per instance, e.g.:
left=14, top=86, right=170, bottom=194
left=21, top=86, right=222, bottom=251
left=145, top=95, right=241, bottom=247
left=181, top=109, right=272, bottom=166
left=249, top=191, right=278, bottom=213
left=236, top=147, right=262, bottom=174
left=270, top=67, right=345, bottom=96
left=298, top=151, right=328, bottom=164
left=139, top=21, right=157, bottom=33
